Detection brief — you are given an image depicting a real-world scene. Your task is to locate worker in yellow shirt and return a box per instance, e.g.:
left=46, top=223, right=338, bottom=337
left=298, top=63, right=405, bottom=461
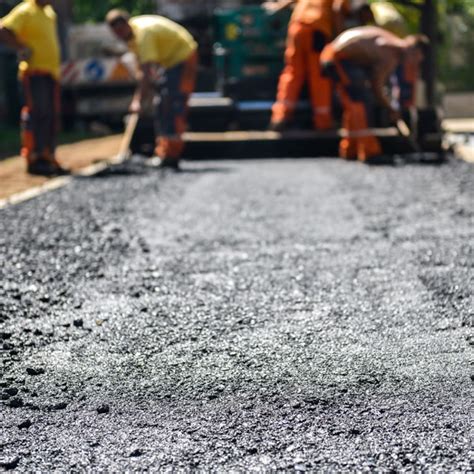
left=0, top=0, right=67, bottom=176
left=106, top=10, right=198, bottom=170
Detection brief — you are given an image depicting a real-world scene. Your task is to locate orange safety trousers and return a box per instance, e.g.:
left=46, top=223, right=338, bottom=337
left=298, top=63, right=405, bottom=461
left=155, top=50, right=198, bottom=159
left=21, top=72, right=61, bottom=165
left=271, top=21, right=333, bottom=130
left=321, top=45, right=382, bottom=161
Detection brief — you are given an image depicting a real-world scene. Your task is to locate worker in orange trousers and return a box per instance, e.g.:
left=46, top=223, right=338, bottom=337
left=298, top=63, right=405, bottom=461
left=264, top=0, right=350, bottom=131
left=320, top=26, right=428, bottom=162
left=0, top=0, right=67, bottom=176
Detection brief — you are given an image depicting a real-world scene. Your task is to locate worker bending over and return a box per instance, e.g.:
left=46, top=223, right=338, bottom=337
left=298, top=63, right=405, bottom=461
left=0, top=0, right=67, bottom=176
left=106, top=10, right=198, bottom=170
left=264, top=0, right=349, bottom=131
left=352, top=2, right=417, bottom=111
left=320, top=26, right=428, bottom=161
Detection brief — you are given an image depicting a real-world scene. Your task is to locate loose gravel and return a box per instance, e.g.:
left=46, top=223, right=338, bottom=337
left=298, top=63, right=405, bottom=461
left=1, top=156, right=473, bottom=471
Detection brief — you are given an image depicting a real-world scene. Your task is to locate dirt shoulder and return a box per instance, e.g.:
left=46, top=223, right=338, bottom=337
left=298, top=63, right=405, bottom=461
left=0, top=135, right=121, bottom=201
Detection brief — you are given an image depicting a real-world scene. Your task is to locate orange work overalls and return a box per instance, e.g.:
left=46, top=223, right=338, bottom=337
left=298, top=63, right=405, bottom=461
left=271, top=0, right=344, bottom=130
left=320, top=44, right=383, bottom=161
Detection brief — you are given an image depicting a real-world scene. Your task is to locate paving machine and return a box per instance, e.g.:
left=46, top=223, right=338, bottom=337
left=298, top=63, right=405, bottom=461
left=213, top=5, right=290, bottom=101
left=129, top=1, right=444, bottom=160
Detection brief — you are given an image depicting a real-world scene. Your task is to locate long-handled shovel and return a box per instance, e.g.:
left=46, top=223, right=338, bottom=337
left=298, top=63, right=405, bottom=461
left=73, top=112, right=140, bottom=178
left=396, top=118, right=420, bottom=152
left=109, top=112, right=139, bottom=165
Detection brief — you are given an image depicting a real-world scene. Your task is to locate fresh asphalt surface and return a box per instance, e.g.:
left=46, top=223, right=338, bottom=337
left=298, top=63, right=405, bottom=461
left=1, top=155, right=473, bottom=471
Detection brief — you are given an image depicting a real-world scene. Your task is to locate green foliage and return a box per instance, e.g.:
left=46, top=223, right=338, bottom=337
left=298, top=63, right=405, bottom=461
left=0, top=127, right=98, bottom=159
left=438, top=7, right=474, bottom=91
left=73, top=0, right=156, bottom=24
left=0, top=127, right=20, bottom=158
left=446, top=0, right=474, bottom=15
left=368, top=0, right=474, bottom=91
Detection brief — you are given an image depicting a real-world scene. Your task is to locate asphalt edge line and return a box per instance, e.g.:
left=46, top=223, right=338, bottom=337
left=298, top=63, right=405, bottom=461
left=75, top=161, right=110, bottom=177
left=0, top=175, right=72, bottom=209
left=0, top=152, right=129, bottom=209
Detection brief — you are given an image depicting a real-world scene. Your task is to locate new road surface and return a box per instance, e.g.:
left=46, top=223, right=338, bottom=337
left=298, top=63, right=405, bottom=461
left=1, top=155, right=472, bottom=470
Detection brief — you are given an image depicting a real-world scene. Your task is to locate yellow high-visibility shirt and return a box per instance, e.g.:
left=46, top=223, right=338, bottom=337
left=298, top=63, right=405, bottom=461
left=371, top=1, right=409, bottom=38
left=1, top=0, right=60, bottom=79
left=128, top=15, right=197, bottom=69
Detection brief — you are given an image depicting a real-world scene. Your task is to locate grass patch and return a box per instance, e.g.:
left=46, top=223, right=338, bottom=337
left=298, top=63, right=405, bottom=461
left=0, top=127, right=103, bottom=160
left=0, top=128, right=20, bottom=158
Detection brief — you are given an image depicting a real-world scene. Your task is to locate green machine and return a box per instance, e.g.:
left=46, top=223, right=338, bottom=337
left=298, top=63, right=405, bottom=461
left=213, top=5, right=291, bottom=100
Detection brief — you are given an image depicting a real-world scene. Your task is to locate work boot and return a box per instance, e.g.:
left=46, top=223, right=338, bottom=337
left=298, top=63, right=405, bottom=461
left=27, top=159, right=69, bottom=177
left=362, top=154, right=394, bottom=166
left=268, top=120, right=289, bottom=132
left=156, top=157, right=181, bottom=171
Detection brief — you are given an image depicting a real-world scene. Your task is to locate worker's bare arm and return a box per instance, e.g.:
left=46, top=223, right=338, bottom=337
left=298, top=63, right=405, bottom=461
left=0, top=24, right=31, bottom=59
left=371, top=54, right=399, bottom=121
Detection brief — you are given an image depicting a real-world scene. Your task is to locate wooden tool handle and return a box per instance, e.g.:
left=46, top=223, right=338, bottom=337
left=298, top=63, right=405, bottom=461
left=396, top=119, right=411, bottom=138
left=396, top=118, right=423, bottom=154
left=117, top=112, right=139, bottom=158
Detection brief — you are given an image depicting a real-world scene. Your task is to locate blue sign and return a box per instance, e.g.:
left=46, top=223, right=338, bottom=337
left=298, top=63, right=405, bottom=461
left=84, top=60, right=105, bottom=82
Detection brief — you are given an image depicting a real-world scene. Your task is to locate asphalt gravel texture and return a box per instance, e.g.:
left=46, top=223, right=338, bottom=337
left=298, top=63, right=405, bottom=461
left=0, top=155, right=473, bottom=471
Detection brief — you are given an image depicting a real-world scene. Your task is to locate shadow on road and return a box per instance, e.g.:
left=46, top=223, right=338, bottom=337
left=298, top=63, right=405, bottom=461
left=179, top=166, right=235, bottom=174
left=75, top=161, right=236, bottom=180
left=79, top=164, right=148, bottom=179
left=364, top=152, right=447, bottom=167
